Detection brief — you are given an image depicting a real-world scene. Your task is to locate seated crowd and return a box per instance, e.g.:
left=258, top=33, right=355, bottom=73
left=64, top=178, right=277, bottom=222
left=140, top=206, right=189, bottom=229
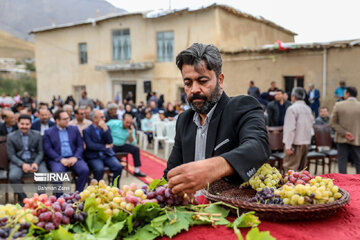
left=0, top=92, right=185, bottom=205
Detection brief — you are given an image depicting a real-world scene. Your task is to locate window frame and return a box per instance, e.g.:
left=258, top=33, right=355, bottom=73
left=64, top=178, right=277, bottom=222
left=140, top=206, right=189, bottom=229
left=112, top=29, right=131, bottom=62
left=79, top=43, right=88, bottom=64
left=156, top=31, right=174, bottom=62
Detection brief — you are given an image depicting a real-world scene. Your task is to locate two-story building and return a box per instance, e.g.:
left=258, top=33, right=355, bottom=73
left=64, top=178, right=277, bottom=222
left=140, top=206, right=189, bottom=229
left=30, top=4, right=295, bottom=104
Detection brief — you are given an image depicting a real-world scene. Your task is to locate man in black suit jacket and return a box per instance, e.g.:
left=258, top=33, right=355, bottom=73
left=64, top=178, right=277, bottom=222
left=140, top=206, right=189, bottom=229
left=267, top=89, right=291, bottom=126
left=7, top=114, right=48, bottom=205
left=164, top=43, right=270, bottom=194
left=0, top=110, right=18, bottom=136
left=31, top=108, right=55, bottom=136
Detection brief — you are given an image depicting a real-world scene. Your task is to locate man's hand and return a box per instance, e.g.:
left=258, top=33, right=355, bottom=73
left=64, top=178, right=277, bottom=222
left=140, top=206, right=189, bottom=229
left=31, top=163, right=38, bottom=172
left=68, top=157, right=78, bottom=166
left=285, top=149, right=294, bottom=155
left=167, top=157, right=234, bottom=194
left=60, top=158, right=70, bottom=167
left=105, top=143, right=113, bottom=149
left=99, top=120, right=108, bottom=131
left=22, top=163, right=32, bottom=173
left=345, top=132, right=355, bottom=142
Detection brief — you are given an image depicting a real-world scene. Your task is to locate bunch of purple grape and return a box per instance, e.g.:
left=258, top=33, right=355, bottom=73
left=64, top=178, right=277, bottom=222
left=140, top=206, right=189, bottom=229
left=248, top=187, right=284, bottom=205
left=145, top=184, right=198, bottom=207
left=59, top=192, right=87, bottom=224
left=0, top=218, right=30, bottom=239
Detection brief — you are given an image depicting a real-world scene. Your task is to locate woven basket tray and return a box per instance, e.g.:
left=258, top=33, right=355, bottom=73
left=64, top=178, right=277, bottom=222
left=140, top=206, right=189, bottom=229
left=201, top=180, right=350, bottom=221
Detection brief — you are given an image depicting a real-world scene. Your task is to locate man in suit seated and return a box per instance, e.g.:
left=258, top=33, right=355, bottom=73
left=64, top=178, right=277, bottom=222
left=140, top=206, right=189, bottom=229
left=83, top=110, right=122, bottom=186
left=163, top=43, right=270, bottom=195
left=7, top=114, right=48, bottom=205
left=0, top=110, right=18, bottom=136
left=43, top=110, right=89, bottom=193
left=31, top=108, right=55, bottom=136
left=107, top=113, right=146, bottom=177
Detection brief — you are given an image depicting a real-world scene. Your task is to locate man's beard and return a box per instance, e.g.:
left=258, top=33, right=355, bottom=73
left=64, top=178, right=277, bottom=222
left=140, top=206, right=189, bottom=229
left=188, top=81, right=222, bottom=114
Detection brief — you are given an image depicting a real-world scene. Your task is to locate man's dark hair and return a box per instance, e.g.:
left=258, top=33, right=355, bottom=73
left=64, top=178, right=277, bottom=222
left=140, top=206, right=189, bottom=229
left=320, top=106, right=329, bottom=111
left=18, top=114, right=32, bottom=123
left=346, top=86, right=358, bottom=97
left=54, top=110, right=66, bottom=120
left=176, top=43, right=222, bottom=77
left=122, top=112, right=133, bottom=119
left=250, top=81, right=254, bottom=85
left=276, top=89, right=285, bottom=94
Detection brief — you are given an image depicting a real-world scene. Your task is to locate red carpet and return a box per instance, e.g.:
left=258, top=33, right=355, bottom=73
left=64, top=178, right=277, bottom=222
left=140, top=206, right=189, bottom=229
left=121, top=150, right=167, bottom=185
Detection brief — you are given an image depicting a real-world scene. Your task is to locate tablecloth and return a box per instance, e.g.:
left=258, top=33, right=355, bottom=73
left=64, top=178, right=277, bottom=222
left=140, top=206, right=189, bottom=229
left=159, top=173, right=360, bottom=240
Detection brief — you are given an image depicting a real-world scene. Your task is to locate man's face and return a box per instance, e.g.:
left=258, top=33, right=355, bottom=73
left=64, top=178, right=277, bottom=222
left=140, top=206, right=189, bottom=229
left=39, top=109, right=49, bottom=123
left=5, top=113, right=15, bottom=126
left=76, top=109, right=85, bottom=121
left=109, top=108, right=117, bottom=117
left=85, top=107, right=91, bottom=119
left=56, top=112, right=69, bottom=128
left=93, top=111, right=105, bottom=125
left=65, top=108, right=73, bottom=118
left=340, top=83, right=345, bottom=88
left=182, top=61, right=223, bottom=114
left=149, top=101, right=156, bottom=109
left=271, top=82, right=276, bottom=89
left=18, top=119, right=31, bottom=134
left=319, top=108, right=329, bottom=118
left=122, top=115, right=133, bottom=129
left=275, top=91, right=283, bottom=102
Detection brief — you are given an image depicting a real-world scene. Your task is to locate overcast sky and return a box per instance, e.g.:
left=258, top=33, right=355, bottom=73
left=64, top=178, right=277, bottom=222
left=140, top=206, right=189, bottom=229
left=106, top=0, right=360, bottom=43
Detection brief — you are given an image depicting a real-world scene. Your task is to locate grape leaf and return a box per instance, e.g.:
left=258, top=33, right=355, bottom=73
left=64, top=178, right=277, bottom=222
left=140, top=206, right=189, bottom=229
left=84, top=198, right=108, bottom=234
left=163, top=211, right=193, bottom=238
left=246, top=227, right=275, bottom=240
left=148, top=177, right=168, bottom=191
left=50, top=226, right=74, bottom=240
left=124, top=224, right=160, bottom=240
left=95, top=218, right=126, bottom=240
left=112, top=210, right=129, bottom=223
left=127, top=202, right=163, bottom=233
left=150, top=214, right=168, bottom=235
left=227, top=212, right=260, bottom=228
left=73, top=233, right=97, bottom=240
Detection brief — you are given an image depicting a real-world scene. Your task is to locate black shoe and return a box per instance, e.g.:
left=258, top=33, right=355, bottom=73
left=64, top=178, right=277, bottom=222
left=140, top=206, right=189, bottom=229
left=133, top=171, right=146, bottom=177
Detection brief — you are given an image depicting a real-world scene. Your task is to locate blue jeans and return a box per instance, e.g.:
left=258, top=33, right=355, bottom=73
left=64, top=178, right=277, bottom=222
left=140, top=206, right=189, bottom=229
left=87, top=156, right=123, bottom=185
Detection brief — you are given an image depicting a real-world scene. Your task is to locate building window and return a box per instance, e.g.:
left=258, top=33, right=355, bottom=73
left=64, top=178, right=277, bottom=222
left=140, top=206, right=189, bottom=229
left=79, top=43, right=87, bottom=64
left=157, top=31, right=174, bottom=62
left=112, top=29, right=131, bottom=62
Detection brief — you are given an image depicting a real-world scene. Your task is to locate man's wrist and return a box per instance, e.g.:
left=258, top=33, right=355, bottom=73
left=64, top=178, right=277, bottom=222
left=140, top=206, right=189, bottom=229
left=208, top=157, right=234, bottom=180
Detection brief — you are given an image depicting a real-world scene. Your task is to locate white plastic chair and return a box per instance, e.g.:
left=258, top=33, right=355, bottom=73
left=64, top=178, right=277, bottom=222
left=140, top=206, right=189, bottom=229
left=164, top=121, right=176, bottom=159
left=153, top=121, right=167, bottom=156
left=151, top=113, right=160, bottom=123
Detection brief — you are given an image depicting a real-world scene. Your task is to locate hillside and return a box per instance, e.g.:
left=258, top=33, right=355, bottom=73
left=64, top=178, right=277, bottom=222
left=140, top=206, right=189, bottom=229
left=0, top=0, right=126, bottom=41
left=0, top=29, right=34, bottom=59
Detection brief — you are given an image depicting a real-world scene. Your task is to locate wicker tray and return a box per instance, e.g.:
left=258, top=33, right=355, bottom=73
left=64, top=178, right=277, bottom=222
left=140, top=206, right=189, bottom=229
left=201, top=180, right=350, bottom=221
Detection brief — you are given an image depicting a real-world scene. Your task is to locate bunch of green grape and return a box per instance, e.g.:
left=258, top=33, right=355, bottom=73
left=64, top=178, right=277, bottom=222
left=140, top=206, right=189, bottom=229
left=243, top=163, right=283, bottom=191
left=275, top=176, right=342, bottom=205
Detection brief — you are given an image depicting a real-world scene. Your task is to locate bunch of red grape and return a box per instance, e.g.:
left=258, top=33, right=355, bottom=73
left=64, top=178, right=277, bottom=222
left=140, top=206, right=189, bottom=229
left=23, top=192, right=86, bottom=231
left=0, top=217, right=30, bottom=239
left=146, top=184, right=198, bottom=208
left=284, top=170, right=313, bottom=185
left=248, top=187, right=284, bottom=205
